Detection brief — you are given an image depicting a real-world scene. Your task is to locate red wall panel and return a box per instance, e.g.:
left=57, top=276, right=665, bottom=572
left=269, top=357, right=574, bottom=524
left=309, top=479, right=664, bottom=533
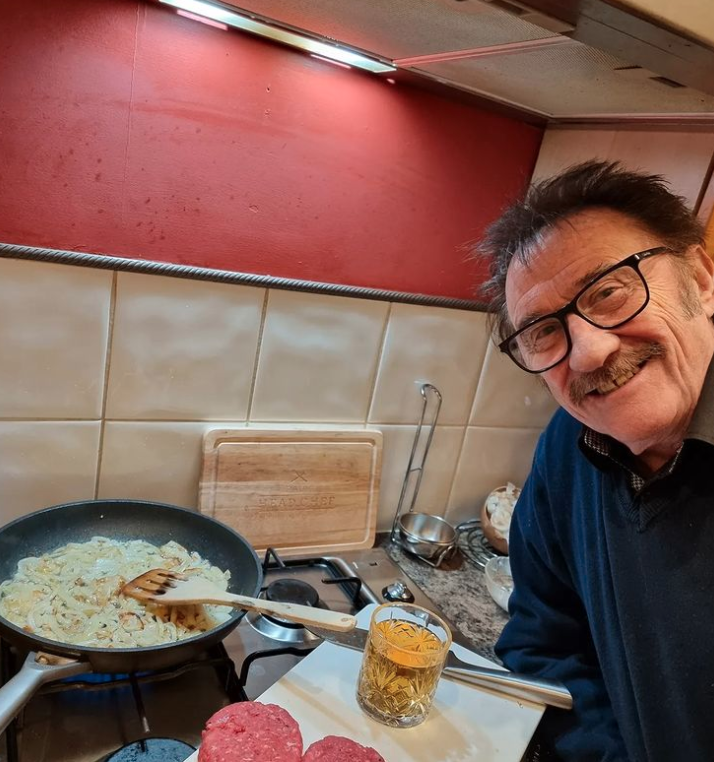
left=0, top=0, right=543, bottom=299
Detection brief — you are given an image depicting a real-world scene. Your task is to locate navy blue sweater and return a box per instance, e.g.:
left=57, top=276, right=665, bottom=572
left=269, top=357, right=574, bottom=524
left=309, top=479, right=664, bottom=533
left=496, top=408, right=714, bottom=762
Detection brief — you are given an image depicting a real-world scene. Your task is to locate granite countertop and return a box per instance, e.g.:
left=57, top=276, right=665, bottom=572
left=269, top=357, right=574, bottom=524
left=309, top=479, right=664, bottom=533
left=376, top=532, right=509, bottom=663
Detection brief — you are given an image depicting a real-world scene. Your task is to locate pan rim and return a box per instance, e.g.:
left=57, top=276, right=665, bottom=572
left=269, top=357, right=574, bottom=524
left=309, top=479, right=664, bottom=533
left=0, top=498, right=263, bottom=657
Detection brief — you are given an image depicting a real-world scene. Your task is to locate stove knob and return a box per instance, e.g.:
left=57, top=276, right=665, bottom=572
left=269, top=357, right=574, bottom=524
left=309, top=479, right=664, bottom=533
left=382, top=579, right=415, bottom=603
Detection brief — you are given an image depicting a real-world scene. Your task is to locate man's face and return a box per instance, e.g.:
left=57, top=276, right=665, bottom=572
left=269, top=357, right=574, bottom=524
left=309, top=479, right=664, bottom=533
left=505, top=208, right=714, bottom=464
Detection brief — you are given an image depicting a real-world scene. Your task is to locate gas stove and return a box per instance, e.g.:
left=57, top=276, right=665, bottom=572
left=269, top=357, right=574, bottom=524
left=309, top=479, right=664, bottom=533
left=0, top=545, right=455, bottom=762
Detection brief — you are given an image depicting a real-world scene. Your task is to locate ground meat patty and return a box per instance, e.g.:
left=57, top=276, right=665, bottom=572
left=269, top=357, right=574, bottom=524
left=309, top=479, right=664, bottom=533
left=198, top=701, right=303, bottom=762
left=302, top=735, right=386, bottom=761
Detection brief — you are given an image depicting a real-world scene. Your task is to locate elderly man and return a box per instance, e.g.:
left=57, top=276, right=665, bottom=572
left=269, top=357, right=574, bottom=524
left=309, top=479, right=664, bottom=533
left=477, top=161, right=714, bottom=762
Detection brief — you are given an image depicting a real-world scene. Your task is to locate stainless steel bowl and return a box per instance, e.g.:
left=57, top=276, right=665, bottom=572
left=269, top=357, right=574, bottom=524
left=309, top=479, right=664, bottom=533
left=397, top=513, right=457, bottom=564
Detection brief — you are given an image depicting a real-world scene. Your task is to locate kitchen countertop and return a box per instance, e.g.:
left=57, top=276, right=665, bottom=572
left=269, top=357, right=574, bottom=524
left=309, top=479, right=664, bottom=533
left=376, top=531, right=509, bottom=663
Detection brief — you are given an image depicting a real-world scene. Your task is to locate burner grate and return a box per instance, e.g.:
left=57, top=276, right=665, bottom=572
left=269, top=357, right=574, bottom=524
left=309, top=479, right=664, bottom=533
left=0, top=639, right=246, bottom=762
left=457, top=519, right=503, bottom=570
left=231, top=549, right=371, bottom=699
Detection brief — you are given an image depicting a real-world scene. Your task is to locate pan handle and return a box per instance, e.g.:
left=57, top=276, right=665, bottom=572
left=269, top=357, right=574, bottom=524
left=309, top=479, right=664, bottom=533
left=0, top=652, right=89, bottom=736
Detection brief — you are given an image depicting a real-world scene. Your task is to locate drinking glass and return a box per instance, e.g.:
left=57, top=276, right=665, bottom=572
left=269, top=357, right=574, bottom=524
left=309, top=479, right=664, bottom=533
left=356, top=602, right=452, bottom=728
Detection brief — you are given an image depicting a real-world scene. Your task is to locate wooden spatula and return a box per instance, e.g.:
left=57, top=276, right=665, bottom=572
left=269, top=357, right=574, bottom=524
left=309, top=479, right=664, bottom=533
left=122, top=569, right=357, bottom=632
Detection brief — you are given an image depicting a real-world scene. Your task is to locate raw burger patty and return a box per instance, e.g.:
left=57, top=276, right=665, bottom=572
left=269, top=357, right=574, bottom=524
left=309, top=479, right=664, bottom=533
left=302, top=735, right=386, bottom=761
left=198, top=701, right=303, bottom=762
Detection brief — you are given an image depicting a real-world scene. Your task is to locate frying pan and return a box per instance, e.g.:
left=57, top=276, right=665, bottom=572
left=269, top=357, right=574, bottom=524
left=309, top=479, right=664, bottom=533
left=0, top=499, right=263, bottom=735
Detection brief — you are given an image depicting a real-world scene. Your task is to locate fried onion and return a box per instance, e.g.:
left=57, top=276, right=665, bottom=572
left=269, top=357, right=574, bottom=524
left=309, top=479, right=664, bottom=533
left=0, top=537, right=231, bottom=648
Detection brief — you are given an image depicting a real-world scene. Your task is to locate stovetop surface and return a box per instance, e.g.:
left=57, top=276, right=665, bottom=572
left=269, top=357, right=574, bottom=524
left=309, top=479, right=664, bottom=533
left=1, top=545, right=459, bottom=762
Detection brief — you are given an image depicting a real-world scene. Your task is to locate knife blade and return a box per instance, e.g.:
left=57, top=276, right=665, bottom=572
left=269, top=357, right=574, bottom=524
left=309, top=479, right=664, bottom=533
left=304, top=624, right=572, bottom=711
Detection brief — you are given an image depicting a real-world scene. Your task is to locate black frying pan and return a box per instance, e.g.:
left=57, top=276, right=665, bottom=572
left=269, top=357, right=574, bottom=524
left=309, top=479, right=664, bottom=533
left=0, top=499, right=263, bottom=734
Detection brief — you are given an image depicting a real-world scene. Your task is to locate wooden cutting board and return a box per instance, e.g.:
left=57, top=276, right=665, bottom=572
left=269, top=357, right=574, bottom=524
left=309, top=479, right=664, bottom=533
left=198, top=429, right=382, bottom=556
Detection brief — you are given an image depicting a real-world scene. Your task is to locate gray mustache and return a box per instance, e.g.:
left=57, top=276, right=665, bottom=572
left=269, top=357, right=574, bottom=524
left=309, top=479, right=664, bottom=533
left=569, top=343, right=665, bottom=405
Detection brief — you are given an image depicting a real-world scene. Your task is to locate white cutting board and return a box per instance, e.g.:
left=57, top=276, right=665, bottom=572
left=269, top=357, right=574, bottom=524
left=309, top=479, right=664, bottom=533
left=184, top=605, right=544, bottom=761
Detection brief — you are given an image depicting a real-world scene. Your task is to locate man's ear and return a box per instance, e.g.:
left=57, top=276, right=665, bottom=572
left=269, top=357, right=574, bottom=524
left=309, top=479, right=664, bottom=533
left=691, top=245, right=714, bottom=317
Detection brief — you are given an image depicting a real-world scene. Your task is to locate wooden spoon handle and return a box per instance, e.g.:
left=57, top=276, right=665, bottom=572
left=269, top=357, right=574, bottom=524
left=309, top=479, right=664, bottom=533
left=214, top=592, right=357, bottom=632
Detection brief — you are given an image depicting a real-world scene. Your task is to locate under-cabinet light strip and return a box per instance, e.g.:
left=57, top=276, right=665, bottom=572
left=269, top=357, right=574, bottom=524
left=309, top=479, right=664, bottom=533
left=159, top=0, right=396, bottom=73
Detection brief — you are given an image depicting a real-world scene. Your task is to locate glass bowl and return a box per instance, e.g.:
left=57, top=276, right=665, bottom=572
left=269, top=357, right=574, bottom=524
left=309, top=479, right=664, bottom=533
left=484, top=555, right=514, bottom=612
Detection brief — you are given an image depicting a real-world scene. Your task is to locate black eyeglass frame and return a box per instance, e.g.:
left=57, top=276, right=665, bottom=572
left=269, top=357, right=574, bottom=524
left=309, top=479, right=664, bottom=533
left=499, top=246, right=673, bottom=374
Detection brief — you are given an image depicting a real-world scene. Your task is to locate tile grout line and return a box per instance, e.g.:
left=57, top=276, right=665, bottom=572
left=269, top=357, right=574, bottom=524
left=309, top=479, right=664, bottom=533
left=443, top=423, right=470, bottom=519
left=0, top=414, right=547, bottom=431
left=93, top=271, right=119, bottom=498
left=245, top=288, right=271, bottom=423
left=364, top=303, right=393, bottom=425
left=0, top=415, right=547, bottom=433
left=444, top=347, right=489, bottom=517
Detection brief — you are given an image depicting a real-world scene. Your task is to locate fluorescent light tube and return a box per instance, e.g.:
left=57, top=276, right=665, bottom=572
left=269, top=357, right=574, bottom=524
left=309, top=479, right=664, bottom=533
left=176, top=9, right=228, bottom=29
left=159, top=0, right=396, bottom=74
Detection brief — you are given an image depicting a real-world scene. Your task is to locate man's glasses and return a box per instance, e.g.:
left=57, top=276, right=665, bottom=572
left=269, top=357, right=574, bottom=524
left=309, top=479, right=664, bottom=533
left=500, top=246, right=672, bottom=374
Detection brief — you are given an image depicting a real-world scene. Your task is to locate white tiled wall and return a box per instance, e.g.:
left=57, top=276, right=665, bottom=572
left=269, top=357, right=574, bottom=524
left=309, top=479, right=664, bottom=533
left=106, top=274, right=265, bottom=421
left=532, top=126, right=714, bottom=212
left=251, top=290, right=388, bottom=422
left=0, top=258, right=555, bottom=532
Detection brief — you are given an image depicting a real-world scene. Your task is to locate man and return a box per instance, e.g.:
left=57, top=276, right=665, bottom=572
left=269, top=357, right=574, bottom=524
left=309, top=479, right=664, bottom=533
left=476, top=160, right=714, bottom=761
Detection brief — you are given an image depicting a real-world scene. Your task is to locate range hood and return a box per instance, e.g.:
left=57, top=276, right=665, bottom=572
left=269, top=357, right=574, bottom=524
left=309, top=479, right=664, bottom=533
left=215, top=0, right=714, bottom=123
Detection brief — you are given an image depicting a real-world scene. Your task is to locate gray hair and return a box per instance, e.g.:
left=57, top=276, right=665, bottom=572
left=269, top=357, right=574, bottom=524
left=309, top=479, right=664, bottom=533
left=473, top=160, right=706, bottom=342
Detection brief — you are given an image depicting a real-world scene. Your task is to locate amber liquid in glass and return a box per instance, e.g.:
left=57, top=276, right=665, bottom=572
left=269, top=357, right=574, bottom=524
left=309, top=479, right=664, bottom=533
left=356, top=618, right=446, bottom=728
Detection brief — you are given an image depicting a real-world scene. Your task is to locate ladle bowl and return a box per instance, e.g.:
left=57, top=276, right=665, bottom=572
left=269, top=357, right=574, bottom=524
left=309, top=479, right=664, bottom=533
left=397, top=513, right=458, bottom=564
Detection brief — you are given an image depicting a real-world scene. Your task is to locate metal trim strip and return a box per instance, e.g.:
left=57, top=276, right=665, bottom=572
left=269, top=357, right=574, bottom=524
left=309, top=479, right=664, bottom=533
left=0, top=242, right=487, bottom=312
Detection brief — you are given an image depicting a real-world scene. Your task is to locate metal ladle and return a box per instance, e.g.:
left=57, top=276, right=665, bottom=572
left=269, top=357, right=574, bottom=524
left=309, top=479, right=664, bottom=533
left=390, top=383, right=460, bottom=567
